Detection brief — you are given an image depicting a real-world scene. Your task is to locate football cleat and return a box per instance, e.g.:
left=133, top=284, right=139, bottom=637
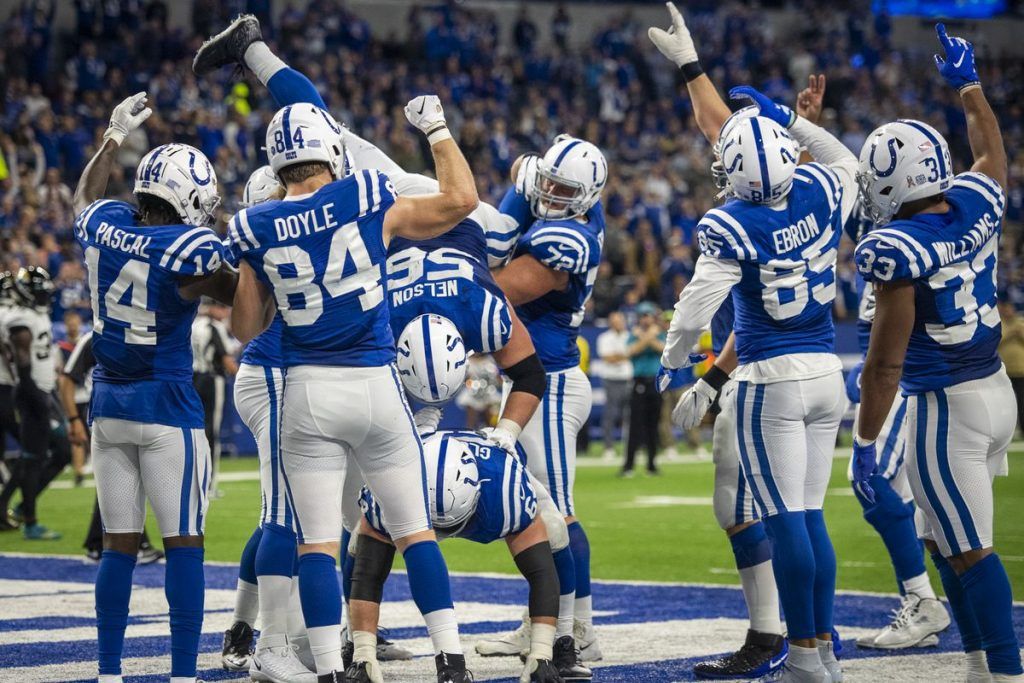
left=751, top=661, right=832, bottom=683
left=476, top=612, right=530, bottom=657
left=250, top=643, right=317, bottom=682
left=221, top=620, right=254, bottom=671
left=436, top=652, right=474, bottom=683
left=693, top=629, right=787, bottom=679
left=342, top=637, right=354, bottom=670
left=816, top=638, right=842, bottom=682
left=344, top=659, right=384, bottom=683
left=573, top=620, right=603, bottom=663
left=553, top=635, right=592, bottom=681
left=0, top=515, right=19, bottom=532
left=520, top=656, right=561, bottom=683
left=291, top=633, right=315, bottom=672
left=855, top=593, right=950, bottom=650
left=22, top=523, right=61, bottom=540
left=193, top=14, right=262, bottom=76
left=9, top=504, right=24, bottom=524
left=137, top=545, right=164, bottom=565
left=377, top=627, right=414, bottom=661
left=316, top=672, right=347, bottom=683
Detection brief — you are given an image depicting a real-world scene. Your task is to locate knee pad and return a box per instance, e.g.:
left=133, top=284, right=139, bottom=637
left=539, top=500, right=569, bottom=552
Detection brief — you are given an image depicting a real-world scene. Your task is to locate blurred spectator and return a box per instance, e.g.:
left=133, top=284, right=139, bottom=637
left=999, top=301, right=1024, bottom=434
left=597, top=311, right=633, bottom=458
left=622, top=302, right=665, bottom=476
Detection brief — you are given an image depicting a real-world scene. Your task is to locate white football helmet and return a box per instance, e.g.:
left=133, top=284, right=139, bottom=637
left=397, top=314, right=468, bottom=406
left=242, top=165, right=283, bottom=207
left=711, top=105, right=757, bottom=195
left=266, top=103, right=347, bottom=180
left=134, top=143, right=220, bottom=225
left=421, top=432, right=481, bottom=530
left=718, top=116, right=799, bottom=204
left=857, top=119, right=954, bottom=225
left=530, top=136, right=607, bottom=220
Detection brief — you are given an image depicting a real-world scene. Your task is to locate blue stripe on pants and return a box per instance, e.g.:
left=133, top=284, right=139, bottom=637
left=914, top=394, right=961, bottom=554
left=751, top=384, right=786, bottom=514
left=735, top=382, right=767, bottom=516
left=935, top=389, right=981, bottom=550
left=178, top=428, right=194, bottom=536
left=542, top=376, right=558, bottom=506
left=878, top=398, right=907, bottom=475
left=195, top=430, right=208, bottom=533
left=556, top=374, right=571, bottom=514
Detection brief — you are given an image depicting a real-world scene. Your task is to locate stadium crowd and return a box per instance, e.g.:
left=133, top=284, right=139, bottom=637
left=1, top=0, right=1023, bottom=331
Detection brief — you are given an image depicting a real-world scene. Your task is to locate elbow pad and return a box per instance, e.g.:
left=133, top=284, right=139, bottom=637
left=513, top=541, right=560, bottom=619
left=505, top=353, right=547, bottom=400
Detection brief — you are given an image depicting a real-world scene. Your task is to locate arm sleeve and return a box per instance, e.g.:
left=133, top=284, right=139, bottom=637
left=662, top=255, right=742, bottom=368
left=789, top=116, right=858, bottom=223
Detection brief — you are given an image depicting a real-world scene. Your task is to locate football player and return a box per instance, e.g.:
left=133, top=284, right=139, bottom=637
left=0, top=270, right=21, bottom=523
left=358, top=428, right=591, bottom=683
left=645, top=4, right=792, bottom=677
left=478, top=133, right=608, bottom=664
left=227, top=95, right=477, bottom=683
left=73, top=93, right=235, bottom=683
left=855, top=25, right=1022, bottom=682
left=656, top=44, right=858, bottom=683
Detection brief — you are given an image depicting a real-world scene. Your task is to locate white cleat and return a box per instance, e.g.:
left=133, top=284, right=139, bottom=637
left=753, top=661, right=833, bottom=682
left=475, top=611, right=530, bottom=657
left=573, top=620, right=603, bottom=663
left=250, top=643, right=317, bottom=683
left=855, top=593, right=951, bottom=650
left=817, top=639, right=842, bottom=683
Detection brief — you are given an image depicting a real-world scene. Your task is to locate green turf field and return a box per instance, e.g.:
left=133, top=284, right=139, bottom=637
left=3, top=447, right=1022, bottom=596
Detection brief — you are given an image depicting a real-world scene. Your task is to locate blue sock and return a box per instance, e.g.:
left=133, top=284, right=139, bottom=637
left=164, top=547, right=205, bottom=678
left=729, top=522, right=772, bottom=569
left=239, top=525, right=262, bottom=585
left=960, top=554, right=1023, bottom=675
left=256, top=523, right=297, bottom=578
left=340, top=528, right=354, bottom=603
left=553, top=547, right=576, bottom=596
left=763, top=511, right=817, bottom=640
left=567, top=522, right=591, bottom=600
left=857, top=475, right=925, bottom=592
left=805, top=509, right=836, bottom=636
left=95, top=550, right=137, bottom=676
left=298, top=552, right=341, bottom=628
left=404, top=540, right=455, bottom=614
left=932, top=552, right=983, bottom=651
left=267, top=67, right=326, bottom=109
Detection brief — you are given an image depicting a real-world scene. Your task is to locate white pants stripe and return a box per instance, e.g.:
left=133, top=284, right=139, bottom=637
left=234, top=363, right=292, bottom=529
left=712, top=383, right=758, bottom=530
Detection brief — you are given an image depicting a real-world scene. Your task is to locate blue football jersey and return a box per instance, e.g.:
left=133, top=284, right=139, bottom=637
left=229, top=169, right=397, bottom=367
left=697, top=162, right=844, bottom=364
left=239, top=315, right=284, bottom=368
left=361, top=431, right=536, bottom=544
left=711, top=295, right=735, bottom=356
left=74, top=199, right=225, bottom=429
left=387, top=217, right=512, bottom=354
left=504, top=191, right=605, bottom=372
left=855, top=172, right=1004, bottom=393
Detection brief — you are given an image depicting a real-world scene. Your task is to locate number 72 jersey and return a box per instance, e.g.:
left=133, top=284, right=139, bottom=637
left=855, top=172, right=1005, bottom=394
left=228, top=170, right=398, bottom=367
left=74, top=199, right=225, bottom=428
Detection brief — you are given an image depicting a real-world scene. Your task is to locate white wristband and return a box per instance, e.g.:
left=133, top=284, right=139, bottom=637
left=102, top=127, right=127, bottom=146
left=854, top=434, right=875, bottom=448
left=426, top=126, right=453, bottom=146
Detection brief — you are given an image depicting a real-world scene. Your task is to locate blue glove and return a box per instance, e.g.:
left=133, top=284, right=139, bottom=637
left=656, top=354, right=706, bottom=393
left=728, top=85, right=796, bottom=128
left=845, top=361, right=864, bottom=404
left=934, top=23, right=979, bottom=91
left=852, top=438, right=878, bottom=503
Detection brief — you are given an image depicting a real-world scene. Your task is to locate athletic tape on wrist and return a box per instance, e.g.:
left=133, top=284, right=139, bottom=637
left=427, top=125, right=452, bottom=145
left=681, top=61, right=704, bottom=82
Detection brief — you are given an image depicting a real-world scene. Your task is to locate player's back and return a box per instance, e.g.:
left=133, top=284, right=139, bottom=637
left=699, top=163, right=843, bottom=365
left=511, top=202, right=606, bottom=372
left=5, top=304, right=55, bottom=393
left=856, top=172, right=1004, bottom=393
left=230, top=169, right=396, bottom=367
left=74, top=199, right=225, bottom=428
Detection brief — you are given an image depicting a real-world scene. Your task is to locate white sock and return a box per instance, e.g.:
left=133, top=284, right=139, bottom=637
left=816, top=638, right=838, bottom=665
left=902, top=571, right=937, bottom=600
left=243, top=41, right=286, bottom=86
left=307, top=624, right=343, bottom=675
left=557, top=592, right=574, bottom=638
left=739, top=560, right=782, bottom=635
left=233, top=578, right=259, bottom=627
left=966, top=650, right=990, bottom=676
left=424, top=607, right=463, bottom=655
left=574, top=595, right=593, bottom=626
left=787, top=643, right=824, bottom=672
left=256, top=574, right=293, bottom=650
left=287, top=577, right=307, bottom=639
left=529, top=622, right=556, bottom=662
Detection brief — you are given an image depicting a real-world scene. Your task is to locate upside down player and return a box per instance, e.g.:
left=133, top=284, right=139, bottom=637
left=855, top=24, right=1022, bottom=682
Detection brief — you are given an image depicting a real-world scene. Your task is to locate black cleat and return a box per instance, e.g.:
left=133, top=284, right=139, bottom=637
left=693, top=629, right=787, bottom=679
left=342, top=637, right=354, bottom=670
left=317, top=671, right=346, bottom=683
left=553, top=636, right=591, bottom=681
left=193, top=14, right=262, bottom=76
left=0, top=515, right=19, bottom=532
left=436, top=652, right=474, bottom=682
left=220, top=620, right=254, bottom=671
left=525, top=657, right=563, bottom=682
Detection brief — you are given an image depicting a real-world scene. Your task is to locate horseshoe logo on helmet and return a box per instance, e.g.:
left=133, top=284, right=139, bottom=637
left=871, top=137, right=900, bottom=178
left=188, top=151, right=212, bottom=186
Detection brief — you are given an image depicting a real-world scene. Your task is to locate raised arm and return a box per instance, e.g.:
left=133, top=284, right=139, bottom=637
left=933, top=23, right=1007, bottom=190
left=382, top=96, right=478, bottom=243
left=648, top=2, right=731, bottom=144
left=73, top=92, right=152, bottom=216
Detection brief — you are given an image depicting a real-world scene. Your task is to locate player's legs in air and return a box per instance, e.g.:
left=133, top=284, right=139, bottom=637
left=92, top=419, right=210, bottom=683
left=736, top=375, right=846, bottom=683
left=904, top=373, right=1023, bottom=682
left=850, top=396, right=950, bottom=650
left=693, top=381, right=786, bottom=679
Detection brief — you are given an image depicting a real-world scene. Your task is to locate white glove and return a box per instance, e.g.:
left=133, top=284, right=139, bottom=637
left=414, top=406, right=442, bottom=434
left=104, top=92, right=153, bottom=146
left=671, top=377, right=720, bottom=430
left=404, top=95, right=451, bottom=145
left=515, top=154, right=539, bottom=197
left=648, top=2, right=699, bottom=68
